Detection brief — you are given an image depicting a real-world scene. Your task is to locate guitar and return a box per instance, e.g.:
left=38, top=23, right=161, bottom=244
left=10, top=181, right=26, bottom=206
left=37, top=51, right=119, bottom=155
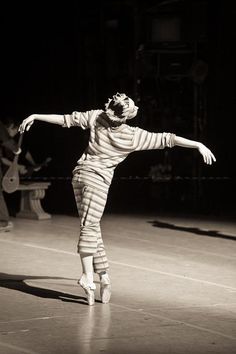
left=2, top=133, right=24, bottom=193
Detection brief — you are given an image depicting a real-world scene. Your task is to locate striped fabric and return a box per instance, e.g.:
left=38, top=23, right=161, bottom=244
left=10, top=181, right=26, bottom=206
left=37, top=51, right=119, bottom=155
left=64, top=110, right=175, bottom=191
left=65, top=109, right=175, bottom=272
left=72, top=175, right=109, bottom=273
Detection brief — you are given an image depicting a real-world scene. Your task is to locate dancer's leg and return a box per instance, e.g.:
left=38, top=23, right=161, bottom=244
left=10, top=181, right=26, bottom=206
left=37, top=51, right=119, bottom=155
left=73, top=176, right=110, bottom=305
left=79, top=252, right=96, bottom=305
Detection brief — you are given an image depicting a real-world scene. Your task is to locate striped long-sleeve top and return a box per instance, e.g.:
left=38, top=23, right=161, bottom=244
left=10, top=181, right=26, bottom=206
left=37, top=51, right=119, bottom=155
left=64, top=109, right=175, bottom=192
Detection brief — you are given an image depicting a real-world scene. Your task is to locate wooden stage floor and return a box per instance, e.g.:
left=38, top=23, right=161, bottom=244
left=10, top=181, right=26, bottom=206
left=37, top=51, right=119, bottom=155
left=0, top=212, right=236, bottom=354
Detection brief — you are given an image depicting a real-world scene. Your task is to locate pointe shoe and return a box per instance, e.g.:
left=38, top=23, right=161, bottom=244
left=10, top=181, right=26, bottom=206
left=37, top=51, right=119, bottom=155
left=83, top=286, right=95, bottom=306
left=78, top=278, right=96, bottom=306
left=100, top=273, right=111, bottom=304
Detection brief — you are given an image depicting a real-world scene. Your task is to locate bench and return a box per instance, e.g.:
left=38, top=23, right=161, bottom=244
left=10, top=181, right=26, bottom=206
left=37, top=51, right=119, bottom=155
left=16, top=182, right=52, bottom=220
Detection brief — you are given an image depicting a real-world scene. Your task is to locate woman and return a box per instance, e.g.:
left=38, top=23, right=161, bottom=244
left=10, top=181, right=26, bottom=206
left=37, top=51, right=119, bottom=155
left=19, top=93, right=216, bottom=305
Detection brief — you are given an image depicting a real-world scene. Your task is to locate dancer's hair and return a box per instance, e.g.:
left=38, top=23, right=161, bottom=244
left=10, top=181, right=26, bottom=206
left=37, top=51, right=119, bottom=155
left=105, top=93, right=139, bottom=123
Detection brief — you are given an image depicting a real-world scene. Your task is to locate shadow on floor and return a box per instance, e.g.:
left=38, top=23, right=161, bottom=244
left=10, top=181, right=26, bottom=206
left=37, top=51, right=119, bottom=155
left=0, top=273, right=91, bottom=305
left=148, top=220, right=236, bottom=241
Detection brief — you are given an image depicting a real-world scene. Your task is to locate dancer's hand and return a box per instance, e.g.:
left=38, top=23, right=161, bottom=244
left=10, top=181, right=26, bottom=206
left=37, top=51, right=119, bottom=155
left=19, top=115, right=35, bottom=133
left=198, top=143, right=216, bottom=165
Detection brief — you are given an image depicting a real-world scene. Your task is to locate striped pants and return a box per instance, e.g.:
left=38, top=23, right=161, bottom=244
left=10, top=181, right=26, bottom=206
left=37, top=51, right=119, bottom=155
left=72, top=174, right=109, bottom=273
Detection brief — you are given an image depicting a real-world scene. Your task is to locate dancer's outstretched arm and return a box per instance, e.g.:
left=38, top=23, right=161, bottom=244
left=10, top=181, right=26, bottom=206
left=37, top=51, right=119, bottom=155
left=19, top=114, right=65, bottom=133
left=174, top=135, right=216, bottom=165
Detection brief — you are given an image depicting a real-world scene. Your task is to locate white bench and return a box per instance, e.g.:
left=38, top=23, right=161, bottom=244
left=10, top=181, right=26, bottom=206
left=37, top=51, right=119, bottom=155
left=16, top=182, right=52, bottom=220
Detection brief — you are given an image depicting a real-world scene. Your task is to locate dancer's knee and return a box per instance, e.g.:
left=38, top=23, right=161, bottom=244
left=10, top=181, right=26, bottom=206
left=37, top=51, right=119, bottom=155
left=78, top=222, right=101, bottom=254
left=80, top=222, right=101, bottom=235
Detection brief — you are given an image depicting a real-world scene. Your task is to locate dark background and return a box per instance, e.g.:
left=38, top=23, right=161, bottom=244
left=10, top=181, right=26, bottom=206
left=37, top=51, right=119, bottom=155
left=1, top=0, right=235, bottom=217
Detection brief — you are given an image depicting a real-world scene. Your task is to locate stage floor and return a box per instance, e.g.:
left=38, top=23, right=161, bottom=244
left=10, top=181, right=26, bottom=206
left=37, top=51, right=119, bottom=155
left=0, top=213, right=236, bottom=354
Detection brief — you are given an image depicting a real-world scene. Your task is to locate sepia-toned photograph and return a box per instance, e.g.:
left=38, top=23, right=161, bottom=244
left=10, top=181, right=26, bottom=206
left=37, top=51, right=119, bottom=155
left=0, top=1, right=235, bottom=353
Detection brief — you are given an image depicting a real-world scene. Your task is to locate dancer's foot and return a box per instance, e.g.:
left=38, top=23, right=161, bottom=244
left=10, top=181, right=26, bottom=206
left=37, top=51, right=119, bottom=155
left=100, top=272, right=111, bottom=304
left=78, top=275, right=96, bottom=306
left=81, top=285, right=95, bottom=306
